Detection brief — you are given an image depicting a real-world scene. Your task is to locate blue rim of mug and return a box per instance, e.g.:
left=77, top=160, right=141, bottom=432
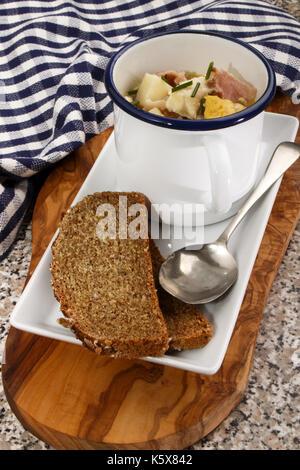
left=104, top=30, right=276, bottom=131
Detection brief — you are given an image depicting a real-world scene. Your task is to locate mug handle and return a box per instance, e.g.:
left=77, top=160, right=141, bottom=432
left=202, top=135, right=233, bottom=214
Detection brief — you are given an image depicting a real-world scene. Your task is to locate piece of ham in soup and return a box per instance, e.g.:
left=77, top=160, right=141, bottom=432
left=208, top=68, right=257, bottom=106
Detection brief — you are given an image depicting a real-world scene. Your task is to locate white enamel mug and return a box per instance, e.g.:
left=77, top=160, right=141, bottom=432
left=105, top=31, right=276, bottom=225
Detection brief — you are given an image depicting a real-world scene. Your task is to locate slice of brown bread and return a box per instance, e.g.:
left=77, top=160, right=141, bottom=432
left=150, top=240, right=213, bottom=351
left=51, top=192, right=169, bottom=359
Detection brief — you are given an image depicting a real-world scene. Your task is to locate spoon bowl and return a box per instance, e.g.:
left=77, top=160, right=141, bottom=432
left=159, top=241, right=238, bottom=304
left=159, top=142, right=299, bottom=304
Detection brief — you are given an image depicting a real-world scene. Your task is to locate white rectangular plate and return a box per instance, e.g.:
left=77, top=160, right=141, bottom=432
left=10, top=112, right=299, bottom=375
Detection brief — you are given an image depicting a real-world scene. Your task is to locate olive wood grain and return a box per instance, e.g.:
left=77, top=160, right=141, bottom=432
left=2, top=92, right=300, bottom=450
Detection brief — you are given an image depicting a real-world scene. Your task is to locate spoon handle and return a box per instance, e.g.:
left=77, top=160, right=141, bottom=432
left=218, top=141, right=300, bottom=244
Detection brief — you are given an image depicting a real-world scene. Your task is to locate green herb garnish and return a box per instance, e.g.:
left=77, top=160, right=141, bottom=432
left=191, top=82, right=200, bottom=97
left=161, top=75, right=171, bottom=85
left=127, top=88, right=138, bottom=96
left=199, top=97, right=206, bottom=114
left=172, top=80, right=193, bottom=93
left=131, top=100, right=140, bottom=107
left=205, top=61, right=214, bottom=80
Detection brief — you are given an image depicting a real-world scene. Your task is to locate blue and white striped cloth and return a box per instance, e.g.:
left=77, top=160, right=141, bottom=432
left=0, top=0, right=299, bottom=260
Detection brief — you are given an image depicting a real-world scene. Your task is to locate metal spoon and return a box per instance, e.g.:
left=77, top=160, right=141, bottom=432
left=159, top=142, right=300, bottom=304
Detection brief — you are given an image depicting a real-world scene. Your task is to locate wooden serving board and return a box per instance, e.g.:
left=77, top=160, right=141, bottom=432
left=2, top=93, right=300, bottom=450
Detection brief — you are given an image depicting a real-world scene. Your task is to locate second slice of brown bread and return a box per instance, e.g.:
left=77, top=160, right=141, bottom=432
left=51, top=192, right=169, bottom=359
left=150, top=240, right=213, bottom=351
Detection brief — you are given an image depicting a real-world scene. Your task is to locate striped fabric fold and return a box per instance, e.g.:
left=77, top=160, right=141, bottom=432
left=0, top=0, right=299, bottom=260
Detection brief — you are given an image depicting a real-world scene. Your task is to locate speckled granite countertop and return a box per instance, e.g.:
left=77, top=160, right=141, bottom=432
left=0, top=0, right=299, bottom=452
